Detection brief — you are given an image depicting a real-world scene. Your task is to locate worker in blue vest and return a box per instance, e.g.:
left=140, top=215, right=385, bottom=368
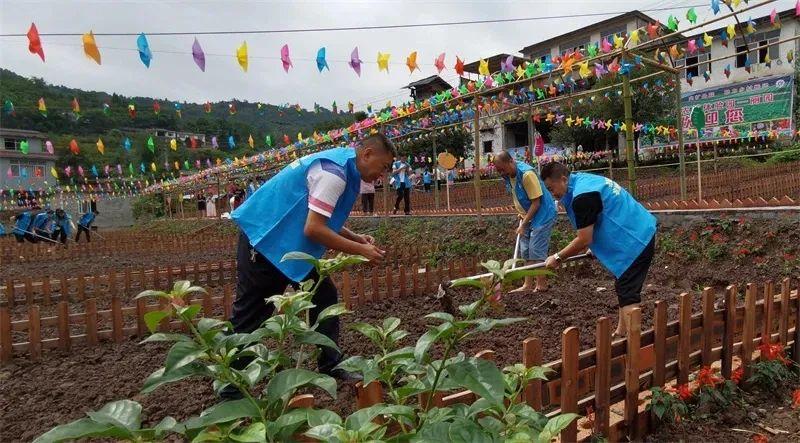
left=51, top=208, right=73, bottom=244
left=10, top=209, right=36, bottom=243
left=541, top=162, right=657, bottom=339
left=422, top=169, right=432, bottom=192
left=392, top=157, right=412, bottom=215
left=31, top=209, right=54, bottom=241
left=75, top=209, right=98, bottom=242
left=225, top=133, right=395, bottom=399
left=495, top=151, right=557, bottom=293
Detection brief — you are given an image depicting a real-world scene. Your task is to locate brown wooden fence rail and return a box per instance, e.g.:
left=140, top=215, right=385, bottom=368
left=0, top=275, right=797, bottom=441
left=0, top=235, right=237, bottom=264
left=1, top=246, right=451, bottom=310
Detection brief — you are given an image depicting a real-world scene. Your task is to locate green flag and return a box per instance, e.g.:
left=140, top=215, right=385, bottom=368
left=19, top=140, right=29, bottom=154
left=147, top=136, right=155, bottom=153
left=691, top=106, right=705, bottom=131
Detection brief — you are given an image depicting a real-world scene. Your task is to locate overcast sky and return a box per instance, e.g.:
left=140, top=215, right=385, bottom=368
left=0, top=0, right=793, bottom=112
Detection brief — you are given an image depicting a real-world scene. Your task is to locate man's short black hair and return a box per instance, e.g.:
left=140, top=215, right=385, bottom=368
left=361, top=133, right=397, bottom=157
left=540, top=162, right=570, bottom=181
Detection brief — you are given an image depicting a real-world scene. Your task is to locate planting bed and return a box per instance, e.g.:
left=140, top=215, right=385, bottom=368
left=2, top=213, right=800, bottom=441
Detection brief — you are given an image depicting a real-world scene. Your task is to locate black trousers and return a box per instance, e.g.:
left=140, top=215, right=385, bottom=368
left=51, top=229, right=67, bottom=244
left=394, top=184, right=411, bottom=214
left=75, top=226, right=91, bottom=242
left=34, top=229, right=50, bottom=243
left=423, top=183, right=431, bottom=192
left=361, top=193, right=375, bottom=213
left=230, top=232, right=342, bottom=373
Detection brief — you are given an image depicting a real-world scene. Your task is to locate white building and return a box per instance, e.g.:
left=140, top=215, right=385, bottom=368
left=0, top=128, right=55, bottom=190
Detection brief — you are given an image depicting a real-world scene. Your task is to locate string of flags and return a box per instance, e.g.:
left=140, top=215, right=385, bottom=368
left=19, top=2, right=799, bottom=77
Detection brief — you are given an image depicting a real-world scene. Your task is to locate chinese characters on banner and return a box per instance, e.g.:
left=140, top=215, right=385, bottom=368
left=642, top=74, right=794, bottom=149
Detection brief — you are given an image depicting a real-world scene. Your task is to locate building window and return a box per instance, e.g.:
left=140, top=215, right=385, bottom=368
left=678, top=53, right=711, bottom=77
left=482, top=140, right=493, bottom=153
left=3, top=137, right=21, bottom=150
left=8, top=161, right=45, bottom=178
left=526, top=50, right=549, bottom=63
left=600, top=24, right=628, bottom=43
left=735, top=29, right=780, bottom=67
left=560, top=36, right=589, bottom=56
left=735, top=44, right=749, bottom=68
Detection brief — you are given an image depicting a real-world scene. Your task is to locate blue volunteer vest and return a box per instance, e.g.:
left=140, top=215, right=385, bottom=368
left=32, top=212, right=51, bottom=231
left=54, top=216, right=72, bottom=236
left=561, top=173, right=656, bottom=278
left=13, top=212, right=32, bottom=235
left=0, top=222, right=5, bottom=236
left=503, top=161, right=557, bottom=228
left=392, top=161, right=412, bottom=189
left=423, top=172, right=431, bottom=184
left=80, top=212, right=95, bottom=226
left=232, top=147, right=361, bottom=282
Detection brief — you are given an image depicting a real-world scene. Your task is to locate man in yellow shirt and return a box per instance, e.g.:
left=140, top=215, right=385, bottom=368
left=495, top=152, right=558, bottom=292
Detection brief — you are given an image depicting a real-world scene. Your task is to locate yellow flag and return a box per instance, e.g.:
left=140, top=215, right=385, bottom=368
left=613, top=34, right=624, bottom=49
left=515, top=64, right=525, bottom=79
left=565, top=116, right=574, bottom=127
left=170, top=139, right=177, bottom=151
left=406, top=51, right=419, bottom=73
left=50, top=167, right=58, bottom=179
left=726, top=24, right=736, bottom=40
left=150, top=162, right=157, bottom=172
left=628, top=30, right=640, bottom=45
left=248, top=134, right=254, bottom=148
left=82, top=31, right=101, bottom=64
left=703, top=33, right=713, bottom=47
left=377, top=52, right=390, bottom=72
left=237, top=41, right=248, bottom=72
left=96, top=138, right=105, bottom=155
left=578, top=62, right=591, bottom=78
left=297, top=132, right=303, bottom=141
left=478, top=59, right=490, bottom=76
left=174, top=161, right=180, bottom=170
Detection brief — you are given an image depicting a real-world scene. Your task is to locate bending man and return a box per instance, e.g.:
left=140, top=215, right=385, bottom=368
left=225, top=134, right=396, bottom=399
left=494, top=152, right=557, bottom=293
left=541, top=163, right=656, bottom=338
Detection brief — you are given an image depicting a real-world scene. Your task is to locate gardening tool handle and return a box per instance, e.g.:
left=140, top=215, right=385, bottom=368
left=20, top=228, right=61, bottom=244
left=446, top=252, right=592, bottom=288
left=511, top=221, right=522, bottom=269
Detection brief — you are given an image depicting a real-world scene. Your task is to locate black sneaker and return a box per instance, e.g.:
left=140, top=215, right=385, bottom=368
left=326, top=368, right=363, bottom=383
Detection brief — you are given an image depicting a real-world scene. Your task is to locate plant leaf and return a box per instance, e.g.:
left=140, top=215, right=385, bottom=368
left=32, top=418, right=124, bottom=443
left=314, top=304, right=350, bottom=326
left=446, top=358, right=505, bottom=408
left=173, top=280, right=191, bottom=294
left=135, top=289, right=167, bottom=300
left=164, top=341, right=205, bottom=374
left=142, top=364, right=205, bottom=394
left=178, top=399, right=261, bottom=433
left=86, top=399, right=142, bottom=431
left=296, top=330, right=339, bottom=350
left=140, top=333, right=193, bottom=344
left=537, top=413, right=579, bottom=443
left=351, top=322, right=382, bottom=344
left=304, top=424, right=343, bottom=441
left=143, top=310, right=170, bottom=333
left=450, top=277, right=484, bottom=289
left=230, top=422, right=265, bottom=442
left=265, top=369, right=337, bottom=403
left=281, top=251, right=318, bottom=264
left=382, top=317, right=401, bottom=333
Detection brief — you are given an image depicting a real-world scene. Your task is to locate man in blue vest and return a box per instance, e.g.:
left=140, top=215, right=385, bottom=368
left=51, top=208, right=73, bottom=244
left=422, top=169, right=432, bottom=192
left=495, top=152, right=557, bottom=293
left=10, top=209, right=35, bottom=243
left=31, top=209, right=54, bottom=241
left=75, top=209, right=98, bottom=243
left=227, top=134, right=395, bottom=397
left=392, top=157, right=412, bottom=215
left=541, top=162, right=657, bottom=338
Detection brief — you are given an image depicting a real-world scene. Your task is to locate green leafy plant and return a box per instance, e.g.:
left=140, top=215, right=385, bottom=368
left=647, top=386, right=689, bottom=424
left=35, top=252, right=364, bottom=443
left=747, top=343, right=796, bottom=391
left=322, top=258, right=579, bottom=442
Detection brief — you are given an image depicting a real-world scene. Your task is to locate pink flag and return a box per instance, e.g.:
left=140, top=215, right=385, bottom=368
left=434, top=53, right=446, bottom=73
left=349, top=47, right=362, bottom=76
left=281, top=44, right=292, bottom=72
left=192, top=38, right=205, bottom=72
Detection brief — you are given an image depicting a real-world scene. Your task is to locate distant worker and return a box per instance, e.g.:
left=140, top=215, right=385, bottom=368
left=541, top=163, right=657, bottom=339
left=50, top=208, right=73, bottom=244
left=10, top=209, right=36, bottom=243
left=31, top=209, right=54, bottom=241
left=360, top=179, right=376, bottom=215
left=494, top=151, right=557, bottom=293
left=423, top=169, right=432, bottom=192
left=392, top=157, right=412, bottom=215
left=75, top=209, right=98, bottom=243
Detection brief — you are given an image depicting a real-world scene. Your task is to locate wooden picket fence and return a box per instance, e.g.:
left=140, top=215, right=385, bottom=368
left=1, top=271, right=797, bottom=441
left=0, top=234, right=236, bottom=264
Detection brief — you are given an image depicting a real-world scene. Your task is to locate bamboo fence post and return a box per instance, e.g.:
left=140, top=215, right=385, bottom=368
left=223, top=285, right=233, bottom=320
left=0, top=306, right=10, bottom=363
left=677, top=293, right=692, bottom=385
left=57, top=301, right=71, bottom=351
left=742, top=284, right=756, bottom=379
left=560, top=327, right=579, bottom=442
left=779, top=278, right=790, bottom=345
left=86, top=298, right=98, bottom=346
left=793, top=280, right=800, bottom=363
left=25, top=277, right=33, bottom=305
left=42, top=278, right=51, bottom=305
left=595, top=317, right=611, bottom=436
left=522, top=337, right=543, bottom=410
left=625, top=308, right=641, bottom=441
left=763, top=281, right=774, bottom=345
left=5, top=279, right=14, bottom=309
left=722, top=285, right=737, bottom=379
left=701, top=287, right=715, bottom=366
left=371, top=271, right=379, bottom=302
left=60, top=277, right=69, bottom=304
left=399, top=265, right=407, bottom=298
left=356, top=272, right=366, bottom=306
left=28, top=305, right=41, bottom=360
left=112, top=296, right=124, bottom=343
left=342, top=272, right=352, bottom=309
left=136, top=297, right=147, bottom=337
left=77, top=275, right=86, bottom=301
left=384, top=266, right=393, bottom=300
left=653, top=301, right=667, bottom=387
